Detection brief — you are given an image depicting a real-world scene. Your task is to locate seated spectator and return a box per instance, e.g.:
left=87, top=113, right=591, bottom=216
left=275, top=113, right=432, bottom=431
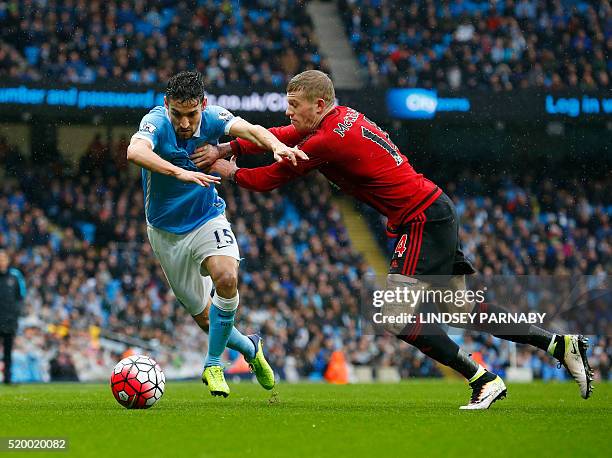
left=49, top=350, right=79, bottom=382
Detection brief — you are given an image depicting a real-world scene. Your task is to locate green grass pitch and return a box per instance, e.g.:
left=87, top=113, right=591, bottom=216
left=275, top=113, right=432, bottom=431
left=0, top=380, right=610, bottom=457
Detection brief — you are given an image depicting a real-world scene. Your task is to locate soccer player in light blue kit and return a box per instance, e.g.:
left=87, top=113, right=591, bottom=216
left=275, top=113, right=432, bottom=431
left=127, top=71, right=306, bottom=396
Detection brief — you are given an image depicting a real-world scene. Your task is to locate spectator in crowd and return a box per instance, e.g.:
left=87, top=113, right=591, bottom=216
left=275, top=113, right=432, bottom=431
left=0, top=248, right=26, bottom=385
left=49, top=347, right=80, bottom=382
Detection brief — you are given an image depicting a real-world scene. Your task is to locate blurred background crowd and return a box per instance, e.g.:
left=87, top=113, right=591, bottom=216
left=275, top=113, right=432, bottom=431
left=339, top=0, right=611, bottom=90
left=0, top=135, right=609, bottom=383
left=0, top=0, right=329, bottom=87
left=0, top=0, right=609, bottom=385
left=3, top=0, right=609, bottom=90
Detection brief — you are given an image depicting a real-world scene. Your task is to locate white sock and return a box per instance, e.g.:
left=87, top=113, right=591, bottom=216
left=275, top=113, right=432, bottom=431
left=212, top=291, right=239, bottom=312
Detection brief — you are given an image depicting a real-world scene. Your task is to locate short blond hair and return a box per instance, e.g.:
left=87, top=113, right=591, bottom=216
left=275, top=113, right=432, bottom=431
left=287, top=70, right=335, bottom=106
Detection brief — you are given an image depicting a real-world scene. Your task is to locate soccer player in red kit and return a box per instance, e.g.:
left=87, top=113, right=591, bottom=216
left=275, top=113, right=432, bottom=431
left=192, top=70, right=593, bottom=409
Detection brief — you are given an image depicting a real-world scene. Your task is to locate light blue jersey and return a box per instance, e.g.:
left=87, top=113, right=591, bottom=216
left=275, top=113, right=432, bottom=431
left=133, top=105, right=240, bottom=234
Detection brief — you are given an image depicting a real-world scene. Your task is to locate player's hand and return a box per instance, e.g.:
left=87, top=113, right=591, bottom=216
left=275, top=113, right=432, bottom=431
left=190, top=144, right=225, bottom=170
left=210, top=156, right=239, bottom=181
left=174, top=169, right=221, bottom=187
left=271, top=145, right=308, bottom=166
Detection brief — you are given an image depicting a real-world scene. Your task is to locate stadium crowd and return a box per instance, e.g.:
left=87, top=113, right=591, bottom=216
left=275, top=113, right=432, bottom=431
left=3, top=0, right=610, bottom=93
left=0, top=0, right=330, bottom=87
left=0, top=136, right=609, bottom=383
left=339, top=0, right=611, bottom=90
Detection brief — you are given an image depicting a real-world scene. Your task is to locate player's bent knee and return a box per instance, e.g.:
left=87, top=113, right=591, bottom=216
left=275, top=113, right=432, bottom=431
left=213, top=270, right=238, bottom=296
left=447, top=274, right=475, bottom=314
left=381, top=274, right=429, bottom=335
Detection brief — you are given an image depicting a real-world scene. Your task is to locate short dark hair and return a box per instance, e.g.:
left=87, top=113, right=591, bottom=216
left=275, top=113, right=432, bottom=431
left=166, top=71, right=206, bottom=103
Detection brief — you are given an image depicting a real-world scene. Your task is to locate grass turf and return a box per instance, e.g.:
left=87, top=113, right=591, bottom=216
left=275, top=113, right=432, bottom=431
left=0, top=380, right=609, bottom=457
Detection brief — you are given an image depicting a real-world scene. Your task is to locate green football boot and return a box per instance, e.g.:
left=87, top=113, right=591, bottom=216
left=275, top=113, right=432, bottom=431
left=247, top=335, right=276, bottom=390
left=202, top=365, right=230, bottom=398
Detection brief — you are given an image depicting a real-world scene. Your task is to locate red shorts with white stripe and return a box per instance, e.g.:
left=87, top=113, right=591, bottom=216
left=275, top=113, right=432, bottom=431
left=388, top=193, right=475, bottom=276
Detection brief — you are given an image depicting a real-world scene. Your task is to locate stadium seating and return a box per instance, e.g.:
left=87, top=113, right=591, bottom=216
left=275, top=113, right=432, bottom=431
left=0, top=0, right=330, bottom=86
left=0, top=137, right=609, bottom=382
left=338, top=0, right=611, bottom=90
left=2, top=0, right=610, bottom=91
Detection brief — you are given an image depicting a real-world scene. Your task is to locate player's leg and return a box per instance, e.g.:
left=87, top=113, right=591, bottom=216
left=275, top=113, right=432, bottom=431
left=195, top=291, right=275, bottom=391
left=195, top=214, right=275, bottom=392
left=191, top=278, right=267, bottom=369
left=146, top=225, right=234, bottom=396
left=451, top=274, right=594, bottom=399
left=384, top=274, right=506, bottom=410
left=190, top=274, right=256, bottom=361
left=202, top=256, right=278, bottom=391
left=200, top=255, right=238, bottom=396
left=444, top=196, right=592, bottom=401
left=191, top=301, right=274, bottom=389
left=2, top=332, right=14, bottom=385
left=386, top=194, right=506, bottom=409
left=426, top=194, right=593, bottom=401
left=464, top=315, right=593, bottom=399
left=145, top=230, right=258, bottom=368
left=191, top=297, right=257, bottom=362
left=447, top=275, right=556, bottom=349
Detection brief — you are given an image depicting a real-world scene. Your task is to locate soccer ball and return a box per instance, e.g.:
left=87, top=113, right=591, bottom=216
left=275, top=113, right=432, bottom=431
left=110, top=355, right=165, bottom=409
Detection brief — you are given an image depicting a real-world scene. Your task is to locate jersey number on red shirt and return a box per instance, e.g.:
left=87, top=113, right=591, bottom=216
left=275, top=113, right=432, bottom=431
left=394, top=234, right=408, bottom=257
left=360, top=118, right=403, bottom=166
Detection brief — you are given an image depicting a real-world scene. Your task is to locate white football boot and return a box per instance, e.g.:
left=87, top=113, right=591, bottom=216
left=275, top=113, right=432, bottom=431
left=460, top=373, right=507, bottom=410
left=558, top=335, right=594, bottom=399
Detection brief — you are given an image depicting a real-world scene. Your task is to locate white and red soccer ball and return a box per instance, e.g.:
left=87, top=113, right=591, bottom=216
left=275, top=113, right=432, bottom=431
left=110, top=355, right=165, bottom=409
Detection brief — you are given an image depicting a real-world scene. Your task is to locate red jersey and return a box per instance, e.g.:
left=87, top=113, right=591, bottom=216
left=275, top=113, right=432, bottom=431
left=231, top=106, right=442, bottom=232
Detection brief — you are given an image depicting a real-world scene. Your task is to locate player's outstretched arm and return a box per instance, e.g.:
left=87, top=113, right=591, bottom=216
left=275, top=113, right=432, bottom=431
left=190, top=124, right=308, bottom=170
left=228, top=119, right=308, bottom=165
left=210, top=146, right=324, bottom=192
left=190, top=143, right=233, bottom=170
left=230, top=124, right=306, bottom=156
left=127, top=137, right=220, bottom=187
left=209, top=157, right=297, bottom=192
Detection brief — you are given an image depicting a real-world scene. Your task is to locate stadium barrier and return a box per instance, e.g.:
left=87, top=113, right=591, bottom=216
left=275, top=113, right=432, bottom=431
left=0, top=80, right=610, bottom=124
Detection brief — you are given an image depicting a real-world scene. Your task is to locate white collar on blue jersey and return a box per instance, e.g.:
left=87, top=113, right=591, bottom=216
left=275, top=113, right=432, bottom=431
left=164, top=107, right=203, bottom=138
